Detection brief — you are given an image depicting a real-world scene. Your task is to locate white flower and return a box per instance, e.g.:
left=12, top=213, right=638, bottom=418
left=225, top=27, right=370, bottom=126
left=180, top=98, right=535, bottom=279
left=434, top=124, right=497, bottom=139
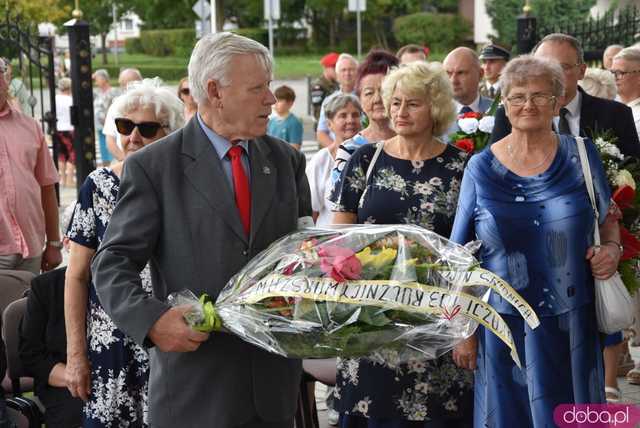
left=457, top=117, right=479, bottom=134
left=601, top=142, right=624, bottom=160
left=616, top=169, right=636, bottom=190
left=429, top=177, right=443, bottom=186
left=354, top=398, right=371, bottom=415
left=407, top=358, right=426, bottom=374
left=413, top=182, right=432, bottom=195
left=478, top=115, right=495, bottom=133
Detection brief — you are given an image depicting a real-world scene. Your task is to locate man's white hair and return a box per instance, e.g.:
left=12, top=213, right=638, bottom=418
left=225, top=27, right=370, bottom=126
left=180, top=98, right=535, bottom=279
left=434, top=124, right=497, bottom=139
left=614, top=47, right=640, bottom=63
left=336, top=53, right=358, bottom=71
left=111, top=78, right=185, bottom=132
left=188, top=32, right=273, bottom=105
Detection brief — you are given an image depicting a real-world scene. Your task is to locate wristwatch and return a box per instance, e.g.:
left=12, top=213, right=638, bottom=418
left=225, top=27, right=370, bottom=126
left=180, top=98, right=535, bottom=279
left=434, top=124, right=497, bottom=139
left=46, top=240, right=63, bottom=249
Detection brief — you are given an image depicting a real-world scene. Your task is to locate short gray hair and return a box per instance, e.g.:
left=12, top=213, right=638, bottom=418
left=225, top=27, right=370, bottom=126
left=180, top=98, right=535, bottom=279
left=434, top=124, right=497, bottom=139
left=188, top=32, right=272, bottom=105
left=336, top=53, right=358, bottom=71
left=111, top=78, right=185, bottom=132
left=533, top=33, right=584, bottom=64
left=580, top=68, right=616, bottom=99
left=93, top=69, right=110, bottom=81
left=614, top=47, right=640, bottom=63
left=500, top=55, right=565, bottom=100
left=324, top=93, right=362, bottom=120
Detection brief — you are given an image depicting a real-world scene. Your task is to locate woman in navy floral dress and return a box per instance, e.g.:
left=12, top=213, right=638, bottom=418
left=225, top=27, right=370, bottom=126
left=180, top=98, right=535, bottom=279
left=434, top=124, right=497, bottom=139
left=330, top=62, right=473, bottom=427
left=65, top=79, right=184, bottom=427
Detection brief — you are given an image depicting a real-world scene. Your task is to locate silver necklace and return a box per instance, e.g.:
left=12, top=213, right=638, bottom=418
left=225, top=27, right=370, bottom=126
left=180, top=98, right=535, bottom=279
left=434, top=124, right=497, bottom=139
left=506, top=136, right=558, bottom=171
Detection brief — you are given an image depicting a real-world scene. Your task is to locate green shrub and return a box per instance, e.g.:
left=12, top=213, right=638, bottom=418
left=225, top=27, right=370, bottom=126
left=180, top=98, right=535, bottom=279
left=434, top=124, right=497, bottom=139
left=232, top=27, right=268, bottom=46
left=126, top=29, right=196, bottom=57
left=393, top=13, right=472, bottom=53
left=125, top=37, right=144, bottom=54
left=102, top=64, right=188, bottom=83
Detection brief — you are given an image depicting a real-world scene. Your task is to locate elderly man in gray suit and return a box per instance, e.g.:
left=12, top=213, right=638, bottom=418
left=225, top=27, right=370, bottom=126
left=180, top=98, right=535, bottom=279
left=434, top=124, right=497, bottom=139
left=91, top=33, right=311, bottom=428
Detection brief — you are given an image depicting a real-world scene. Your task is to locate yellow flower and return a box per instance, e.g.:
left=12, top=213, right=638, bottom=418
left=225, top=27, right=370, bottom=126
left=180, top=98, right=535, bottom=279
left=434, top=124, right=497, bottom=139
left=616, top=169, right=636, bottom=190
left=356, top=247, right=397, bottom=269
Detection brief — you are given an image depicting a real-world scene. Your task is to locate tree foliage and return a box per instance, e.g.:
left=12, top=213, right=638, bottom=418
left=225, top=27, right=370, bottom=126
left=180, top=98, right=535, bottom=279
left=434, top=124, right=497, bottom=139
left=394, top=12, right=472, bottom=53
left=4, top=0, right=71, bottom=25
left=486, top=0, right=597, bottom=49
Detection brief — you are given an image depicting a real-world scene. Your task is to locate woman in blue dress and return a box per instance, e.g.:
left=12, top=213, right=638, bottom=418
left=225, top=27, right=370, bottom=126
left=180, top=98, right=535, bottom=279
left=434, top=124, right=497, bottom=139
left=450, top=55, right=621, bottom=427
left=330, top=62, right=473, bottom=427
left=64, top=79, right=184, bottom=427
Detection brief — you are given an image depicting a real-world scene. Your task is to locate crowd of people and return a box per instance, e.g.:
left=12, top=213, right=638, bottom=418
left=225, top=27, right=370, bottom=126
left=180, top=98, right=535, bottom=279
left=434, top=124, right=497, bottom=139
left=2, top=28, right=640, bottom=428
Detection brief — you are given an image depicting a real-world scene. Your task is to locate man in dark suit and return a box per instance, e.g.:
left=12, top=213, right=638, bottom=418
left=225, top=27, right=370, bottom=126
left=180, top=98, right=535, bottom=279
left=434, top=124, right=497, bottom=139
left=490, top=33, right=640, bottom=159
left=91, top=33, right=312, bottom=428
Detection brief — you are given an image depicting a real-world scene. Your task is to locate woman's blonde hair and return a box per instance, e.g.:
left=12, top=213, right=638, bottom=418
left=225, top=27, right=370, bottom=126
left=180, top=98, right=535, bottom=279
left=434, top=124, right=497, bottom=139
left=381, top=61, right=455, bottom=136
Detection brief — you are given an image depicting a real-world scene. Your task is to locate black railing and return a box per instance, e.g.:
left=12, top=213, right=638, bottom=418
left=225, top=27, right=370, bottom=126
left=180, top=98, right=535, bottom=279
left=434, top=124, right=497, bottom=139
left=536, top=5, right=640, bottom=63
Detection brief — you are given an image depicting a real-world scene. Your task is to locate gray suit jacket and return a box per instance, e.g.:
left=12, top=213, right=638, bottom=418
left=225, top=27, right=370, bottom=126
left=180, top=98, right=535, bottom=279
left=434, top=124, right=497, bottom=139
left=91, top=117, right=312, bottom=428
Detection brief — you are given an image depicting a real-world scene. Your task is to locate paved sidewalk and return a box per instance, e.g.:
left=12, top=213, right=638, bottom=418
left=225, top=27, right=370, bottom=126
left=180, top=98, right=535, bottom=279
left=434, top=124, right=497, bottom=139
left=620, top=345, right=640, bottom=404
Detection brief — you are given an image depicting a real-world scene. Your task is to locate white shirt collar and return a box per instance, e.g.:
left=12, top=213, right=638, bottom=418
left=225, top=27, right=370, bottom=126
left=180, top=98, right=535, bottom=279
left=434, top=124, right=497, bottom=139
left=563, top=91, right=582, bottom=117
left=454, top=94, right=481, bottom=113
left=627, top=97, right=640, bottom=108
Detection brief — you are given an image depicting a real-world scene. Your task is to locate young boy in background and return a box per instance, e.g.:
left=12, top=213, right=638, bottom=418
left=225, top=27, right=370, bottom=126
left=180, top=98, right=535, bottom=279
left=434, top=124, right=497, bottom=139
left=268, top=85, right=303, bottom=150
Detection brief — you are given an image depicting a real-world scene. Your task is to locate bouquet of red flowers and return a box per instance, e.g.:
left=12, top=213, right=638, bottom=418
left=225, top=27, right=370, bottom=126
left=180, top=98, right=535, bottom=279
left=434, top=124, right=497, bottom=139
left=449, top=96, right=500, bottom=154
left=594, top=132, right=640, bottom=294
left=170, top=225, right=539, bottom=365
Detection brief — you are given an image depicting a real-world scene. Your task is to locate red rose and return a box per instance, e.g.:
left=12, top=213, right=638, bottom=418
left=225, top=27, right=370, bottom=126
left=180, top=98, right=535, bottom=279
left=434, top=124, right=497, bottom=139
left=317, top=245, right=362, bottom=282
left=613, top=185, right=636, bottom=210
left=455, top=138, right=475, bottom=154
left=620, top=226, right=640, bottom=261
left=460, top=111, right=481, bottom=119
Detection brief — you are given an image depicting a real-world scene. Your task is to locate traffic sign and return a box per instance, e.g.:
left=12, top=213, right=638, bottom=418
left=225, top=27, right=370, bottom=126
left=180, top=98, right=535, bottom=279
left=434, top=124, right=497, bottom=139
left=193, top=0, right=211, bottom=19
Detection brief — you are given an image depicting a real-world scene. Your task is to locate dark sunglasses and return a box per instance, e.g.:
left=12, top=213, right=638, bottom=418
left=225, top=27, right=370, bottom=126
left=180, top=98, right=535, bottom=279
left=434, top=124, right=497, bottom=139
left=115, top=118, right=166, bottom=139
left=180, top=87, right=190, bottom=96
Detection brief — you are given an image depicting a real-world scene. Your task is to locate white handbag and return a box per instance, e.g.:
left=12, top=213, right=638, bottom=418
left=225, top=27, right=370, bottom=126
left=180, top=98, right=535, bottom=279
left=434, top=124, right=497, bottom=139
left=575, top=137, right=634, bottom=334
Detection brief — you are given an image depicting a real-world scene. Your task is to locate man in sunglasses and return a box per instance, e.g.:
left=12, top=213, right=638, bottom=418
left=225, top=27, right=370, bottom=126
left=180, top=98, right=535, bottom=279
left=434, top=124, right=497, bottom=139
left=0, top=57, right=62, bottom=274
left=92, top=33, right=312, bottom=428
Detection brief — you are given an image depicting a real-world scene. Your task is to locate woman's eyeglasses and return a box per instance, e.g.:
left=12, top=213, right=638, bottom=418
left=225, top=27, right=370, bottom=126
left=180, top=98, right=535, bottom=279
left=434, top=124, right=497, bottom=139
left=115, top=118, right=166, bottom=139
left=180, top=87, right=190, bottom=96
left=506, top=94, right=556, bottom=107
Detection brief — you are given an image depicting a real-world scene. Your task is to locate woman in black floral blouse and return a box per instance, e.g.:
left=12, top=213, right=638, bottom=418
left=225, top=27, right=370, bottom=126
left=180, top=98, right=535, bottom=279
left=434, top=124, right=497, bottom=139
left=329, top=62, right=473, bottom=427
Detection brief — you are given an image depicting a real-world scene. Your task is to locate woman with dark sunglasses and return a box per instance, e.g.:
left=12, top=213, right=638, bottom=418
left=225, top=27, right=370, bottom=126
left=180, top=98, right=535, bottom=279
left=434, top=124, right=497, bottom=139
left=64, top=78, right=184, bottom=428
left=178, top=76, right=197, bottom=122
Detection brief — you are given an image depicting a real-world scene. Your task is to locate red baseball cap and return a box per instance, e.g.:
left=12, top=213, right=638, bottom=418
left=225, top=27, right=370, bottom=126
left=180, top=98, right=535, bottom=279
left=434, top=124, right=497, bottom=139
left=320, top=52, right=340, bottom=68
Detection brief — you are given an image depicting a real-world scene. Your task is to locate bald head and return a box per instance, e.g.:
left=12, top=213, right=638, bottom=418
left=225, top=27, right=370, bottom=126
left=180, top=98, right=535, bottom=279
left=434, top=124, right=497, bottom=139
left=443, top=47, right=483, bottom=105
left=118, top=68, right=142, bottom=90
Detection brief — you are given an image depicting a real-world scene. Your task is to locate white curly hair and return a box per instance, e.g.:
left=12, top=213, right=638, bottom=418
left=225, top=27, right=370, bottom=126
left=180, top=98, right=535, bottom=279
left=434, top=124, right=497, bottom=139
left=111, top=77, right=185, bottom=132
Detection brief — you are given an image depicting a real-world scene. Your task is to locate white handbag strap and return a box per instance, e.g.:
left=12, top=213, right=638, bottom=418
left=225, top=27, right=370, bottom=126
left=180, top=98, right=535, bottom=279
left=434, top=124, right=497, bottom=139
left=358, top=142, right=384, bottom=207
left=575, top=136, right=601, bottom=245
left=365, top=141, right=385, bottom=183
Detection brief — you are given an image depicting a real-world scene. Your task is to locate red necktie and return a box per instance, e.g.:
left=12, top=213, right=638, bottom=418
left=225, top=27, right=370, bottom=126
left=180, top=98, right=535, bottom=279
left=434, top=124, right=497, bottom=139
left=228, top=145, right=251, bottom=236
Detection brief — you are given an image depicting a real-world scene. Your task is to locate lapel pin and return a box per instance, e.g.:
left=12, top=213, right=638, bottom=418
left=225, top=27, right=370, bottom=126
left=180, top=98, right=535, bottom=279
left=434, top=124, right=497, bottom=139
left=263, top=166, right=271, bottom=175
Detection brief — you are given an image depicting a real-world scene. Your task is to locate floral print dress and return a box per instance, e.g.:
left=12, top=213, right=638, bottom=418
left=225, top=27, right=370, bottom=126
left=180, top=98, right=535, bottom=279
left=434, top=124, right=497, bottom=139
left=67, top=168, right=150, bottom=428
left=329, top=143, right=474, bottom=426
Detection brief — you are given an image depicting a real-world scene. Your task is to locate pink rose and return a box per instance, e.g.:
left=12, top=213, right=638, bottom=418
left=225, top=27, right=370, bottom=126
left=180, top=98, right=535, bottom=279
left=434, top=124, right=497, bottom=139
left=317, top=245, right=362, bottom=282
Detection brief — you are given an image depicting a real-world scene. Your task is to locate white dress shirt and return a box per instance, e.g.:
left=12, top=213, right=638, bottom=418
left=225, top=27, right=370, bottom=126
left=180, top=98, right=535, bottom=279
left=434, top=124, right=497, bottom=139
left=553, top=91, right=581, bottom=136
left=626, top=97, right=640, bottom=138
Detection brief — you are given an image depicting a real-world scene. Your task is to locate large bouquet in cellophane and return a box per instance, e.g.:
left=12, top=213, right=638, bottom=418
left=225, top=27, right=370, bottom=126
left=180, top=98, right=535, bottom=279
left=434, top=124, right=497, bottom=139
left=172, top=225, right=539, bottom=366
